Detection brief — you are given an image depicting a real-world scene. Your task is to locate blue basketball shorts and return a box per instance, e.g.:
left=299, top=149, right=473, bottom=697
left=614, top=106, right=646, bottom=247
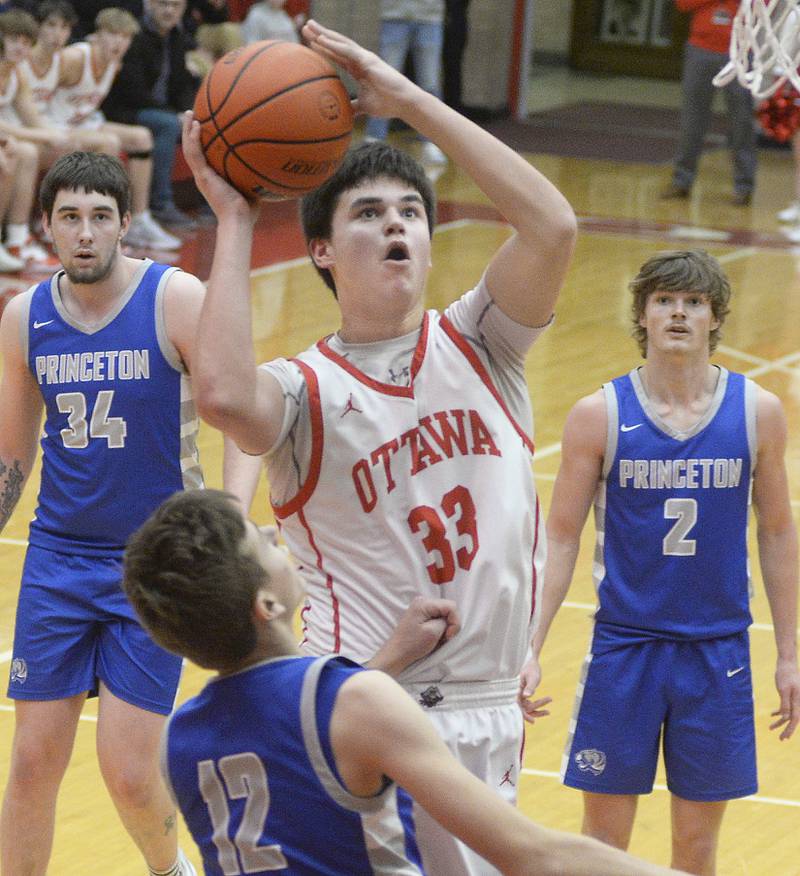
left=561, top=628, right=757, bottom=801
left=7, top=544, right=183, bottom=715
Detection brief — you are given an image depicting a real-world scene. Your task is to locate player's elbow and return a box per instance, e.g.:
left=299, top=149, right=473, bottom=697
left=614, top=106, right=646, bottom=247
left=194, top=381, right=241, bottom=431
left=552, top=204, right=578, bottom=254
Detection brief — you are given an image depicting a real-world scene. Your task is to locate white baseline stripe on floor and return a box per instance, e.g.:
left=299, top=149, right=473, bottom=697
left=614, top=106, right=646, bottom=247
left=520, top=768, right=800, bottom=808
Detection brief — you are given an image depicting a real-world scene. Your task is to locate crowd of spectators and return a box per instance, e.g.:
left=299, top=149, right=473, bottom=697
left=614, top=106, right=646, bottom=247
left=0, top=0, right=471, bottom=274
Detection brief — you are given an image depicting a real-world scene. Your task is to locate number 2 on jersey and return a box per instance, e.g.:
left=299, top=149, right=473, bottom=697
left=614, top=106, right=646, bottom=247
left=663, top=497, right=697, bottom=556
left=408, top=484, right=479, bottom=584
left=198, top=753, right=288, bottom=874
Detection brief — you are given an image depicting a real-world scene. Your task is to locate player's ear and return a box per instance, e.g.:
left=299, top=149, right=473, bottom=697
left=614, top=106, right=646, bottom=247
left=308, top=237, right=334, bottom=269
left=119, top=210, right=131, bottom=240
left=253, top=588, right=286, bottom=622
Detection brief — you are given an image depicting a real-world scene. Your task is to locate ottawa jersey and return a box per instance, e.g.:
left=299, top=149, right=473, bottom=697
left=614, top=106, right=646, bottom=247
left=19, top=54, right=61, bottom=116
left=45, top=42, right=116, bottom=129
left=162, top=655, right=425, bottom=876
left=24, top=260, right=203, bottom=556
left=274, top=310, right=545, bottom=684
left=594, top=367, right=755, bottom=639
left=0, top=67, right=20, bottom=124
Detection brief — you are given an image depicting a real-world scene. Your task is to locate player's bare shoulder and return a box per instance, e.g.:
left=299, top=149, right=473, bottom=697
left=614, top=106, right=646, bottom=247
left=0, top=287, right=34, bottom=354
left=563, top=388, right=607, bottom=453
left=159, top=266, right=206, bottom=367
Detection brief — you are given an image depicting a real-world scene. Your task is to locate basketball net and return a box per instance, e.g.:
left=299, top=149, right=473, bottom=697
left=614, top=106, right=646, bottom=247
left=713, top=0, right=800, bottom=98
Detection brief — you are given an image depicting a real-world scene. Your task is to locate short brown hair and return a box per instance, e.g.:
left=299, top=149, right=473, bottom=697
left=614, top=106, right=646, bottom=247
left=629, top=249, right=731, bottom=357
left=123, top=490, right=268, bottom=670
left=0, top=10, right=38, bottom=45
left=95, top=7, right=140, bottom=36
left=301, top=140, right=436, bottom=297
left=40, top=151, right=131, bottom=221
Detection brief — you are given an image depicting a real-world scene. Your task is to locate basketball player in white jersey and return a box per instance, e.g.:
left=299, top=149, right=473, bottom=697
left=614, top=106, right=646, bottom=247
left=185, top=19, right=571, bottom=876
left=29, top=4, right=181, bottom=251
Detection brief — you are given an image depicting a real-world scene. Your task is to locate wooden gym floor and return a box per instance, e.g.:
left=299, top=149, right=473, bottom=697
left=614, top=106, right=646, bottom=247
left=1, top=68, right=799, bottom=874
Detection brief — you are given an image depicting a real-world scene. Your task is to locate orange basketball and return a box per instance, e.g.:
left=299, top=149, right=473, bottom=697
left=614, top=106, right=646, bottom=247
left=193, top=41, right=354, bottom=201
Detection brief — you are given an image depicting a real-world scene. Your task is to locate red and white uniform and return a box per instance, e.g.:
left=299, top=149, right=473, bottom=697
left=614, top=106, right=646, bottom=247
left=0, top=68, right=21, bottom=125
left=264, top=280, right=548, bottom=876
left=44, top=42, right=116, bottom=130
left=19, top=53, right=61, bottom=116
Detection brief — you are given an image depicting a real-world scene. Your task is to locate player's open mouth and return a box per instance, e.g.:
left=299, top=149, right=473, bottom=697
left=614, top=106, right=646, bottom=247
left=384, top=242, right=409, bottom=262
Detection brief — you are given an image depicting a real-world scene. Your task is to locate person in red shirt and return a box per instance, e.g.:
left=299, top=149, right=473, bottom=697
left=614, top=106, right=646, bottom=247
left=663, top=1, right=756, bottom=206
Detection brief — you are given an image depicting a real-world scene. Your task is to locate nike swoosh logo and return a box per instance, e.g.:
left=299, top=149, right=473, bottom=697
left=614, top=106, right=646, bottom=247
left=33, top=319, right=54, bottom=329
left=727, top=667, right=745, bottom=677
left=620, top=423, right=643, bottom=432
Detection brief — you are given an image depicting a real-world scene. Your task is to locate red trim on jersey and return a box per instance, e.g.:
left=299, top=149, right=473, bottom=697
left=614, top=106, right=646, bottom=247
left=315, top=312, right=430, bottom=398
left=297, top=507, right=341, bottom=653
left=529, top=494, right=540, bottom=621
left=439, top=315, right=535, bottom=455
left=519, top=717, right=527, bottom=766
left=272, top=359, right=324, bottom=520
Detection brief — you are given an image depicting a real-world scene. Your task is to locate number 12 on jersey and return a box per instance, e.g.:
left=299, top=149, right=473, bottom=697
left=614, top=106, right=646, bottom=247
left=198, top=753, right=288, bottom=874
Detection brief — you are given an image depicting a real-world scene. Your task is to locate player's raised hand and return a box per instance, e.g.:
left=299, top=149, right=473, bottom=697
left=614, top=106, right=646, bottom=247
left=181, top=111, right=260, bottom=223
left=770, top=659, right=800, bottom=740
left=518, top=656, right=552, bottom=724
left=368, top=596, right=460, bottom=678
left=301, top=19, right=419, bottom=121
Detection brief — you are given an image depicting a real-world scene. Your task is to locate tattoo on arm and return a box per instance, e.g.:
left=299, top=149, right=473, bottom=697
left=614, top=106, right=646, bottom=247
left=163, top=813, right=176, bottom=836
left=0, top=459, right=24, bottom=531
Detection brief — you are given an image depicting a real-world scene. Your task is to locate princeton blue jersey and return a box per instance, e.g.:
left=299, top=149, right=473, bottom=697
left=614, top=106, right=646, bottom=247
left=163, top=656, right=425, bottom=876
left=25, top=260, right=202, bottom=556
left=594, top=367, right=755, bottom=639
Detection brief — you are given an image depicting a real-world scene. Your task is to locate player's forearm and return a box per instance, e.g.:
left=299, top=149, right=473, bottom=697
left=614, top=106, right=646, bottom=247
left=221, top=435, right=262, bottom=514
left=759, top=527, right=799, bottom=662
left=0, top=452, right=29, bottom=535
left=194, top=210, right=260, bottom=427
left=514, top=826, right=685, bottom=875
left=401, top=88, right=576, bottom=243
left=531, top=536, right=581, bottom=658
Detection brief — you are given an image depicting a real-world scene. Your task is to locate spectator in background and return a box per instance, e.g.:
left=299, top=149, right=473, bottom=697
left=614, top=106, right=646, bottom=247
left=662, top=0, right=756, bottom=206
left=70, top=0, right=142, bottom=41
left=0, top=135, right=36, bottom=272
left=364, top=0, right=448, bottom=166
left=37, top=5, right=182, bottom=250
left=102, top=0, right=200, bottom=229
left=241, top=0, right=301, bottom=45
left=442, top=0, right=470, bottom=113
left=0, top=9, right=68, bottom=270
left=184, top=0, right=242, bottom=79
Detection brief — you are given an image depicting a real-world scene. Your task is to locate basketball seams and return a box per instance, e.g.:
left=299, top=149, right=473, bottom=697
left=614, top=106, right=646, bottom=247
left=195, top=41, right=284, bottom=125
left=225, top=131, right=353, bottom=147
left=203, top=74, right=347, bottom=153
left=226, top=143, right=347, bottom=194
left=193, top=40, right=354, bottom=199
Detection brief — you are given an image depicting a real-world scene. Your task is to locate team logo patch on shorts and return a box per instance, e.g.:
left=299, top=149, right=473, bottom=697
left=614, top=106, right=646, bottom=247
left=418, top=685, right=444, bottom=708
left=9, top=658, right=27, bottom=684
left=575, top=748, right=606, bottom=776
